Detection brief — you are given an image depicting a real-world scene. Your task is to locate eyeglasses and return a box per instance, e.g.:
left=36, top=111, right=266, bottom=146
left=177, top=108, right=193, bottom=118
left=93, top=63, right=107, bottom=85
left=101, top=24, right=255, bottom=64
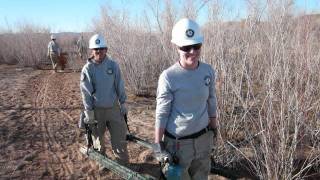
left=93, top=48, right=107, bottom=51
left=179, top=43, right=202, bottom=52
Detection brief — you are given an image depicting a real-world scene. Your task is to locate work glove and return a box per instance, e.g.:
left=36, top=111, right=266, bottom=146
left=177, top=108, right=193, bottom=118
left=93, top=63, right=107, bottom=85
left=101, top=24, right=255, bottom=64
left=120, top=103, right=127, bottom=115
left=153, top=141, right=171, bottom=163
left=84, top=110, right=97, bottom=124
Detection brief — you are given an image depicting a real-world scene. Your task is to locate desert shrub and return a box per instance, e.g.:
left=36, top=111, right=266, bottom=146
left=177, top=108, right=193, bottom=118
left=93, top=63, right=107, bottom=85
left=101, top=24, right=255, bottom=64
left=0, top=22, right=50, bottom=66
left=91, top=4, right=177, bottom=96
left=203, top=1, right=320, bottom=179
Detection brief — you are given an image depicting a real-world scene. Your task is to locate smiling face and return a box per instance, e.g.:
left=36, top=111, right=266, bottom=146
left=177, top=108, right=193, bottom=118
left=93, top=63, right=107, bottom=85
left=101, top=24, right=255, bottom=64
left=177, top=43, right=202, bottom=70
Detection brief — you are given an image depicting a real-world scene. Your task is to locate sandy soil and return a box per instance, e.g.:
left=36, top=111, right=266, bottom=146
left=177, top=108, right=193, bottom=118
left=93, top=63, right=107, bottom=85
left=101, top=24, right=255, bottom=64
left=0, top=64, right=227, bottom=180
left=0, top=64, right=162, bottom=179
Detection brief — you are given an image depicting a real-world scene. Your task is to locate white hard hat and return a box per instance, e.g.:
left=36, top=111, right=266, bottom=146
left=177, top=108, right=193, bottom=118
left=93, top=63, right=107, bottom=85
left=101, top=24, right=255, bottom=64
left=50, top=34, right=56, bottom=40
left=89, top=34, right=107, bottom=49
left=171, top=18, right=203, bottom=47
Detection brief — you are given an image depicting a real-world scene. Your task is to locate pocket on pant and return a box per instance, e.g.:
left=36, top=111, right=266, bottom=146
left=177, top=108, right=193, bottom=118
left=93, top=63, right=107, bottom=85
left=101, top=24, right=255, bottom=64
left=196, top=131, right=213, bottom=155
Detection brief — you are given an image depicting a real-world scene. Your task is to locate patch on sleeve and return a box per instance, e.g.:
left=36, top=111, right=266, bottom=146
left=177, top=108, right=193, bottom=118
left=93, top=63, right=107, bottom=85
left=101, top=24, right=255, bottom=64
left=204, top=76, right=211, bottom=86
left=81, top=73, right=86, bottom=81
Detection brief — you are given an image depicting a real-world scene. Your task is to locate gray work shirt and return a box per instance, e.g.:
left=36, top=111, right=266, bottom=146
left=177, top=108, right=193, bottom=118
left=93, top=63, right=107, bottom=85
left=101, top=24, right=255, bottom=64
left=80, top=57, right=126, bottom=110
left=156, top=61, right=217, bottom=137
left=47, top=40, right=60, bottom=54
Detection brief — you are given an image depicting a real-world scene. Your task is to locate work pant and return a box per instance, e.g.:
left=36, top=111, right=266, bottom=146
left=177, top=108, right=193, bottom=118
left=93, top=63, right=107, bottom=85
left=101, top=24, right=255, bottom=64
left=78, top=48, right=87, bottom=60
left=91, top=104, right=129, bottom=163
left=49, top=52, right=58, bottom=71
left=164, top=130, right=213, bottom=180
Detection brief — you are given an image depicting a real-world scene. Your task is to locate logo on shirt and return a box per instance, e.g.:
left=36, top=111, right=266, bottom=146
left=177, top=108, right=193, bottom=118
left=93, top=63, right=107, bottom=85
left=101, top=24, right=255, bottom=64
left=107, top=68, right=113, bottom=75
left=186, top=29, right=194, bottom=37
left=204, top=76, right=211, bottom=86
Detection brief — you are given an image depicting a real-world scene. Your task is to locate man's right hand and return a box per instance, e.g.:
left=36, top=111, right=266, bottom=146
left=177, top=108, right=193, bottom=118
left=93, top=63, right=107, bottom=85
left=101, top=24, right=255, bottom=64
left=153, top=142, right=171, bottom=163
left=84, top=110, right=97, bottom=124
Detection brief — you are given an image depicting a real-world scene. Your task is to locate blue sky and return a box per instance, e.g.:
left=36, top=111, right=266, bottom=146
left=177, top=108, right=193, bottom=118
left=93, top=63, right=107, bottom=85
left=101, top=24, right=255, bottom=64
left=0, top=0, right=319, bottom=33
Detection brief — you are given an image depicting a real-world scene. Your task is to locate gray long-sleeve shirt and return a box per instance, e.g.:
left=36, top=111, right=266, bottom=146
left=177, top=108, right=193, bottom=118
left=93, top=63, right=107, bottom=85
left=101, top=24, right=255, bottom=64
left=47, top=40, right=60, bottom=55
left=156, top=61, right=217, bottom=137
left=80, top=57, right=126, bottom=110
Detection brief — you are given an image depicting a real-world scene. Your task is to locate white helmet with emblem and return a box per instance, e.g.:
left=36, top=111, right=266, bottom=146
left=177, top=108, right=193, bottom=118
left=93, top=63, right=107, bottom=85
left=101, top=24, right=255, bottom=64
left=171, top=18, right=203, bottom=47
left=50, top=34, right=56, bottom=40
left=89, top=34, right=107, bottom=49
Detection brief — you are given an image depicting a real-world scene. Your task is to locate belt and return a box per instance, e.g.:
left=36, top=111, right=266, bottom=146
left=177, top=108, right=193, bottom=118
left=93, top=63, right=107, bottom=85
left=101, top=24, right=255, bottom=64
left=165, top=126, right=212, bottom=140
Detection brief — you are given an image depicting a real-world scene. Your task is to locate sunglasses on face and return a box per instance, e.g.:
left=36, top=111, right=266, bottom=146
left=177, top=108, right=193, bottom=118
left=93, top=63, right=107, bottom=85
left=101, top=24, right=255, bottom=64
left=179, top=43, right=202, bottom=52
left=93, top=48, right=107, bottom=51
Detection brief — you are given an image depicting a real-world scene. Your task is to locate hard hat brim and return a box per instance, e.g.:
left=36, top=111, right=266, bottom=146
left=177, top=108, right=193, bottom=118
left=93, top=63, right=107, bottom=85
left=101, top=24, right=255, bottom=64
left=171, top=36, right=204, bottom=47
left=89, top=44, right=107, bottom=49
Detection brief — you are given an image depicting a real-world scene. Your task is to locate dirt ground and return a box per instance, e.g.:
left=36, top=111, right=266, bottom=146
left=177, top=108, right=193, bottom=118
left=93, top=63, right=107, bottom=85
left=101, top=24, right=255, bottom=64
left=0, top=64, right=226, bottom=180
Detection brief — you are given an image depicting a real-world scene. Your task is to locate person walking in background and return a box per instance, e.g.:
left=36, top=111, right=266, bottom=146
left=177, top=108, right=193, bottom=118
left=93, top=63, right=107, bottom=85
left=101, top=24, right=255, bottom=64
left=154, top=18, right=218, bottom=179
left=47, top=34, right=61, bottom=72
left=80, top=34, right=129, bottom=164
left=76, top=34, right=88, bottom=60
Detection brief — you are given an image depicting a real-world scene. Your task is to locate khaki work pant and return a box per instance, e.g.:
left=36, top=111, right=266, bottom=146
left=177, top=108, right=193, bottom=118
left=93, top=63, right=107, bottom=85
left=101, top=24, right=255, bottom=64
left=91, top=104, right=129, bottom=163
left=78, top=48, right=87, bottom=60
left=164, top=130, right=213, bottom=180
left=49, top=52, right=58, bottom=71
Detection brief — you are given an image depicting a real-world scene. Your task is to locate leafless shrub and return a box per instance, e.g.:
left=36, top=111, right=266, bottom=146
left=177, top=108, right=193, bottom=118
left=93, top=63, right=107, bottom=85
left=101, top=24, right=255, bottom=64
left=204, top=0, right=320, bottom=179
left=91, top=3, right=178, bottom=96
left=0, top=22, right=49, bottom=66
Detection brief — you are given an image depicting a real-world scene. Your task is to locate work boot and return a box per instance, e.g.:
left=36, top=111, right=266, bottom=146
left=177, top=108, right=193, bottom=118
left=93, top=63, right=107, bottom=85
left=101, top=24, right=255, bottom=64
left=113, top=148, right=129, bottom=165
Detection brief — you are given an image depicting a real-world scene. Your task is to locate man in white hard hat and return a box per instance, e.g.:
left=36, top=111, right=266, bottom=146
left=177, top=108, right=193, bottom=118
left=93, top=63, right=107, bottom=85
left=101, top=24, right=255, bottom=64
left=47, top=34, right=61, bottom=72
left=80, top=34, right=129, bottom=163
left=154, top=18, right=218, bottom=179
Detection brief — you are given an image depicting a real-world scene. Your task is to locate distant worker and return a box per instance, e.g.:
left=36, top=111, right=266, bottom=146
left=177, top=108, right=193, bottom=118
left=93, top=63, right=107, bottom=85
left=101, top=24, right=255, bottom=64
left=76, top=35, right=88, bottom=60
left=47, top=34, right=61, bottom=72
left=154, top=18, right=218, bottom=179
left=80, top=34, right=129, bottom=164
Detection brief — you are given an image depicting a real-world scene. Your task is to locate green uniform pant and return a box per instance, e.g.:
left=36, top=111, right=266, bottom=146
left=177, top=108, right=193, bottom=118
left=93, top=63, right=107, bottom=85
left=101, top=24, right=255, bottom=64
left=164, top=130, right=213, bottom=180
left=91, top=104, right=129, bottom=163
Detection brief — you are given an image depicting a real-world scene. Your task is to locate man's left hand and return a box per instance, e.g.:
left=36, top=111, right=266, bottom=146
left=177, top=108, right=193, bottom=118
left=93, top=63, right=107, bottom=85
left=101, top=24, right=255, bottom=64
left=209, top=117, right=218, bottom=138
